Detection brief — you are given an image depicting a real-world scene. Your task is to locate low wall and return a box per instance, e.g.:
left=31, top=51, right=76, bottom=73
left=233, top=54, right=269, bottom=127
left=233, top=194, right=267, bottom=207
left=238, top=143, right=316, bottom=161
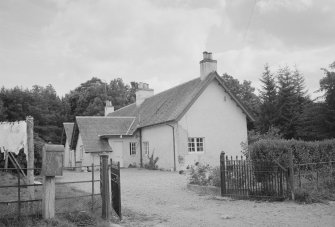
left=186, top=184, right=221, bottom=196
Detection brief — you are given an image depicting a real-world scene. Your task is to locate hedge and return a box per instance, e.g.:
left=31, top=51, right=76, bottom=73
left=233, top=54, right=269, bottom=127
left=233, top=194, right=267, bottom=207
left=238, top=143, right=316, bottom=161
left=249, top=139, right=335, bottom=166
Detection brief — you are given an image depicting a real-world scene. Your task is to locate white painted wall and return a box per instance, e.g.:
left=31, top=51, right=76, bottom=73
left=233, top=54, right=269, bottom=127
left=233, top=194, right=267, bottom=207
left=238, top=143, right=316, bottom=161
left=63, top=139, right=75, bottom=168
left=74, top=134, right=98, bottom=168
left=108, top=137, right=139, bottom=168
left=141, top=124, right=175, bottom=170
left=177, top=79, right=247, bottom=168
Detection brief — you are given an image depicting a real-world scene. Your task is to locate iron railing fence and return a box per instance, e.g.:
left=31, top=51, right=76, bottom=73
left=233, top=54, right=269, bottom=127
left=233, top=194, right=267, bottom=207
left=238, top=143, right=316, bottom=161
left=220, top=153, right=288, bottom=199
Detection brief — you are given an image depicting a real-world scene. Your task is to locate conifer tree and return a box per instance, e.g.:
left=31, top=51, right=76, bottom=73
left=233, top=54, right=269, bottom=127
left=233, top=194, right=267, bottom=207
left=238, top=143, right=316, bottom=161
left=275, top=66, right=300, bottom=138
left=257, top=64, right=277, bottom=133
left=320, top=61, right=335, bottom=137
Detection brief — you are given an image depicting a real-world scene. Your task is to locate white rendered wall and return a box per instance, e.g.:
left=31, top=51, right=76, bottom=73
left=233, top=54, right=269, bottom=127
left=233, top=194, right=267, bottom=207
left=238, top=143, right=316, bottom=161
left=177, top=79, right=248, bottom=168
left=108, top=137, right=139, bottom=168
left=141, top=124, right=175, bottom=170
left=63, top=140, right=73, bottom=167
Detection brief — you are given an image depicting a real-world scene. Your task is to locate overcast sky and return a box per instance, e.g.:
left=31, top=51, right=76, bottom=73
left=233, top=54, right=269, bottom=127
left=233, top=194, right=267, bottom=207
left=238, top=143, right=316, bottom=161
left=0, top=0, right=334, bottom=98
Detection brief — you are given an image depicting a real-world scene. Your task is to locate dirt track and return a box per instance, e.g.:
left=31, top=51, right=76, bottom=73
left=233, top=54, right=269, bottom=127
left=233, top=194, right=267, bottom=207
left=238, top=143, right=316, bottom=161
left=60, top=169, right=335, bottom=227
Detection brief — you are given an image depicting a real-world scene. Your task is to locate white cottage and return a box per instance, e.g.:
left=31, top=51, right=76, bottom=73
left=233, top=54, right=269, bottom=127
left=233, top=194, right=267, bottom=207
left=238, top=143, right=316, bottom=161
left=68, top=52, right=254, bottom=170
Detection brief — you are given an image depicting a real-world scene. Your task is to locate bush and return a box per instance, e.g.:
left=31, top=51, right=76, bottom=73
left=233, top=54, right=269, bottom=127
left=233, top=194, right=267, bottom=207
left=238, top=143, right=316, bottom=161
left=249, top=139, right=335, bottom=165
left=188, top=163, right=221, bottom=187
left=144, top=153, right=159, bottom=170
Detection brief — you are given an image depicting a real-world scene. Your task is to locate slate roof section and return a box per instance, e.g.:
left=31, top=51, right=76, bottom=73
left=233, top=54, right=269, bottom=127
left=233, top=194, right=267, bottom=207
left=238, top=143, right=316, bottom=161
left=109, top=72, right=255, bottom=128
left=72, top=116, right=136, bottom=153
left=63, top=123, right=74, bottom=141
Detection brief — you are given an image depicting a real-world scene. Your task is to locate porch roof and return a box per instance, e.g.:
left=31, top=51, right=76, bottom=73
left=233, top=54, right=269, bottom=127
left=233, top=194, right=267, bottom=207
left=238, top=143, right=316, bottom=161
left=71, top=116, right=136, bottom=153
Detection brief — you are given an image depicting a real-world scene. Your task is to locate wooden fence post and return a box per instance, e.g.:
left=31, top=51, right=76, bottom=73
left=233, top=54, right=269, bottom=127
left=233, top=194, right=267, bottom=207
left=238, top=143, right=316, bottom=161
left=91, top=163, right=95, bottom=211
left=288, top=149, right=295, bottom=200
left=220, top=151, right=226, bottom=196
left=42, top=144, right=64, bottom=219
left=26, top=116, right=35, bottom=200
left=100, top=153, right=110, bottom=220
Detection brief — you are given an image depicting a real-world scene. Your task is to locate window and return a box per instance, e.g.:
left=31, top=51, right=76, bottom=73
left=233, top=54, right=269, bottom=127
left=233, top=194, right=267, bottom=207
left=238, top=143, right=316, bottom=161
left=188, top=137, right=204, bottom=153
left=143, top=141, right=149, bottom=155
left=130, top=142, right=136, bottom=155
left=80, top=145, right=84, bottom=160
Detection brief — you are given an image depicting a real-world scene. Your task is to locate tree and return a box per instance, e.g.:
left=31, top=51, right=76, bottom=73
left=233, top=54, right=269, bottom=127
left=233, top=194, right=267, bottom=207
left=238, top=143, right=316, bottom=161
left=63, top=77, right=138, bottom=120
left=64, top=77, right=111, bottom=119
left=257, top=64, right=277, bottom=133
left=319, top=61, right=335, bottom=137
left=276, top=66, right=301, bottom=139
left=296, top=102, right=330, bottom=140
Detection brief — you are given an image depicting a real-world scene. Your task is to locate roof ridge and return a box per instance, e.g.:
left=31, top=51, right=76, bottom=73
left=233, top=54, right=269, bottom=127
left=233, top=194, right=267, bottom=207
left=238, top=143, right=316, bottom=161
left=112, top=103, right=136, bottom=114
left=145, top=77, right=200, bottom=100
left=76, top=116, right=136, bottom=119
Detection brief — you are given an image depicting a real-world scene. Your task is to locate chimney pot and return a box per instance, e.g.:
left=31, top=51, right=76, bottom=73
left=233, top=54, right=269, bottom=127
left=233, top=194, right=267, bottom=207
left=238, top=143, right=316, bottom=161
left=105, top=100, right=114, bottom=116
left=200, top=51, right=217, bottom=80
left=136, top=82, right=154, bottom=106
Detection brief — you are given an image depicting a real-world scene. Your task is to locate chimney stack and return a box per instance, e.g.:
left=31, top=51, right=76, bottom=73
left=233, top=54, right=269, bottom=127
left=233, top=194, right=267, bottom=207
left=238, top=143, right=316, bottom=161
left=104, top=100, right=114, bottom=116
left=136, top=82, right=154, bottom=106
left=200, top=51, right=217, bottom=80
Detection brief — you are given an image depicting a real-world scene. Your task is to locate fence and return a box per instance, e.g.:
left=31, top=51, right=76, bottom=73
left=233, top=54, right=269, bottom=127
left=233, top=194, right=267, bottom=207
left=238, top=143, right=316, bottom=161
left=220, top=152, right=288, bottom=199
left=110, top=159, right=121, bottom=219
left=294, top=161, right=335, bottom=197
left=0, top=164, right=101, bottom=224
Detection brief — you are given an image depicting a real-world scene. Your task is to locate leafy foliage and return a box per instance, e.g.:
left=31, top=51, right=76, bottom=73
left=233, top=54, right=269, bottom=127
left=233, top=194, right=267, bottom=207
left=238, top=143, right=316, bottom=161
left=0, top=77, right=137, bottom=143
left=188, top=163, right=220, bottom=187
left=249, top=139, right=335, bottom=165
left=144, top=153, right=159, bottom=170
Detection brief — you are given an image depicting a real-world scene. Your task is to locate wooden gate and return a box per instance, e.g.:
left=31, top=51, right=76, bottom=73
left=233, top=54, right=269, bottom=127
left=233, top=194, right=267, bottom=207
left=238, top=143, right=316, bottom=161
left=220, top=152, right=288, bottom=199
left=110, top=159, right=121, bottom=219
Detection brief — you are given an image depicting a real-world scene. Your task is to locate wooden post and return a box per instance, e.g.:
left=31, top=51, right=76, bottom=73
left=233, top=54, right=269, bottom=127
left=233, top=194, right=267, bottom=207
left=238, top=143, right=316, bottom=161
left=4, top=148, right=8, bottom=170
left=26, top=116, right=34, bottom=200
left=42, top=176, right=55, bottom=219
left=91, top=163, right=95, bottom=211
left=42, top=144, right=64, bottom=219
left=220, top=151, right=226, bottom=196
left=18, top=167, right=21, bottom=218
left=288, top=149, right=295, bottom=200
left=100, top=153, right=110, bottom=220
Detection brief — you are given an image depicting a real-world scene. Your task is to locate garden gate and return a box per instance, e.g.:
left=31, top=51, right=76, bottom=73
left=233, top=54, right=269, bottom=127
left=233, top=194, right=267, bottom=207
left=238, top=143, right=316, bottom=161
left=110, top=159, right=121, bottom=219
left=220, top=152, right=288, bottom=199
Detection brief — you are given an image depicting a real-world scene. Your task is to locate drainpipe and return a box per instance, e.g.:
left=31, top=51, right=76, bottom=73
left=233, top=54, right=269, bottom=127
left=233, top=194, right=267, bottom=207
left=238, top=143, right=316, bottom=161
left=139, top=129, right=143, bottom=168
left=167, top=124, right=176, bottom=171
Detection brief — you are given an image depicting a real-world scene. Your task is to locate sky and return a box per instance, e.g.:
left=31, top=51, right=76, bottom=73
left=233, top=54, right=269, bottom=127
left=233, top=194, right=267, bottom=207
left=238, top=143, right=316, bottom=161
left=0, top=0, right=334, bottom=98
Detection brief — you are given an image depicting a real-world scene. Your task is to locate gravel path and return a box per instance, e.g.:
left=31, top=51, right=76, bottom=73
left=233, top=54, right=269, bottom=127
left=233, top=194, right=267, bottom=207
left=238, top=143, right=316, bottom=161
left=60, top=169, right=335, bottom=227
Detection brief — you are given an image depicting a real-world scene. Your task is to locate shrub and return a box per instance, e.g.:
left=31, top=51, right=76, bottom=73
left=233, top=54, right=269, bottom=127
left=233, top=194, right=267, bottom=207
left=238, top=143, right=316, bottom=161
left=209, top=167, right=221, bottom=187
left=188, top=164, right=221, bottom=187
left=249, top=139, right=335, bottom=165
left=144, top=153, right=159, bottom=170
left=188, top=163, right=211, bottom=186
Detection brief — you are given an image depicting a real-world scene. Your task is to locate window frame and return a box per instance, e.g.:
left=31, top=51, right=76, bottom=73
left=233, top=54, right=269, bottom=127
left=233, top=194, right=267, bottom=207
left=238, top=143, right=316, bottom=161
left=129, top=142, right=136, bottom=155
left=143, top=141, right=149, bottom=156
left=188, top=137, right=205, bottom=153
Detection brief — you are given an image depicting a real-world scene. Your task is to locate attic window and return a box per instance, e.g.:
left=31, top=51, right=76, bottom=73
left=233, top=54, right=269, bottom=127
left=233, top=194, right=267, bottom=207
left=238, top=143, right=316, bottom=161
left=188, top=137, right=204, bottom=153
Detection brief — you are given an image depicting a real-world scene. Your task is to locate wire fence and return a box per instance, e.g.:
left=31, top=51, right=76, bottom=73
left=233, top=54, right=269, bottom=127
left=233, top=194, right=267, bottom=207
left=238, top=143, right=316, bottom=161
left=294, top=161, right=335, bottom=196
left=0, top=164, right=102, bottom=224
